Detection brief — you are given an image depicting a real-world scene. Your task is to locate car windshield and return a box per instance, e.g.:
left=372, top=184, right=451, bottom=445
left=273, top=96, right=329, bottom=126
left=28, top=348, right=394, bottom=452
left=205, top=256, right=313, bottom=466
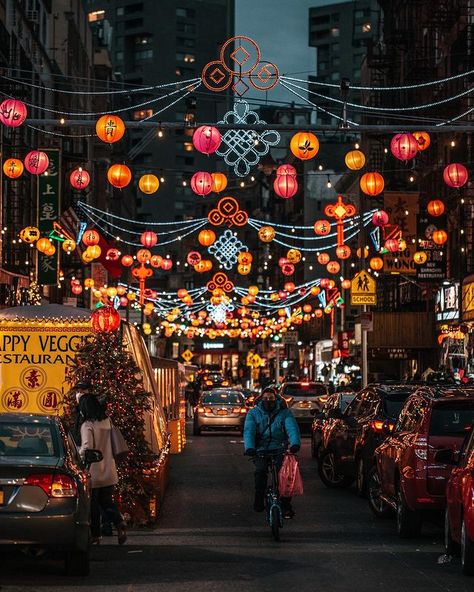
left=282, top=384, right=327, bottom=397
left=0, top=421, right=58, bottom=458
left=202, top=391, right=244, bottom=405
left=383, top=393, right=412, bottom=418
left=430, top=402, right=474, bottom=437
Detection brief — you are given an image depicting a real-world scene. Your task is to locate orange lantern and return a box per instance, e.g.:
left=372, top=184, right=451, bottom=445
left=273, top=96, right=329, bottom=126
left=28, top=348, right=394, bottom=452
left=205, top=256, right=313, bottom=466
left=139, top=174, right=159, bottom=194
left=203, top=259, right=213, bottom=271
left=360, top=172, right=384, bottom=196
left=286, top=249, right=302, bottom=264
left=121, top=254, right=134, bottom=267
left=284, top=282, right=296, bottom=293
left=238, top=264, right=251, bottom=275
left=427, top=199, right=445, bottom=217
left=258, top=226, right=276, bottom=242
left=310, top=286, right=321, bottom=296
left=336, top=245, right=351, bottom=259
left=432, top=229, right=448, bottom=245
left=369, top=257, right=384, bottom=270
left=198, top=229, right=216, bottom=247
left=317, top=253, right=330, bottom=265
left=44, top=243, right=56, bottom=256
left=211, top=172, right=228, bottom=193
left=82, top=229, right=100, bottom=246
left=315, top=308, right=323, bottom=318
left=136, top=248, right=151, bottom=263
left=91, top=305, right=121, bottom=333
left=36, top=237, right=51, bottom=253
left=290, top=132, right=319, bottom=161
left=88, top=245, right=101, bottom=259
left=313, top=219, right=331, bottom=236
left=107, top=164, right=132, bottom=188
left=413, top=251, right=428, bottom=264
left=19, top=226, right=40, bottom=243
left=412, top=131, right=430, bottom=151
left=3, top=158, right=24, bottom=179
left=327, top=261, right=340, bottom=274
left=96, top=114, right=126, bottom=144
left=341, top=279, right=351, bottom=289
left=150, top=255, right=163, bottom=268
left=345, top=150, right=366, bottom=170
left=356, top=247, right=369, bottom=259
left=248, top=285, right=259, bottom=296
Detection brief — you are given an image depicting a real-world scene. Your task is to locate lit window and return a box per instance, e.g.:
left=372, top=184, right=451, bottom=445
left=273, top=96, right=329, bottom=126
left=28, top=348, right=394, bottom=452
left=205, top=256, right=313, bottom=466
left=362, top=22, right=371, bottom=33
left=331, top=27, right=340, bottom=37
left=135, top=35, right=152, bottom=45
left=176, top=52, right=195, bottom=63
left=133, top=109, right=153, bottom=120
left=88, top=10, right=105, bottom=22
left=184, top=142, right=193, bottom=152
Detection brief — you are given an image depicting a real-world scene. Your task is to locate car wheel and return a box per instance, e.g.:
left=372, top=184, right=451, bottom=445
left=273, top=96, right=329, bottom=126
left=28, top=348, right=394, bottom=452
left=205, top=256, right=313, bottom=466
left=193, top=422, right=201, bottom=436
left=65, top=548, right=90, bottom=576
left=367, top=466, right=392, bottom=518
left=356, top=457, right=367, bottom=497
left=461, top=519, right=474, bottom=575
left=396, top=482, right=421, bottom=539
left=318, top=450, right=352, bottom=488
left=445, top=508, right=459, bottom=556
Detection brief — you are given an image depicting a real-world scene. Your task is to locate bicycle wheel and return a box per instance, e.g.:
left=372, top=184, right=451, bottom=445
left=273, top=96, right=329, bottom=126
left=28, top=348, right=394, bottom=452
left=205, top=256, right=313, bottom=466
left=270, top=505, right=281, bottom=542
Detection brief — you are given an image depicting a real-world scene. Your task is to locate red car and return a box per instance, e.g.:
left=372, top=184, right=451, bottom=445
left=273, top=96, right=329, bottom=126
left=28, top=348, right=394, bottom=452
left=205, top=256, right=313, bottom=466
left=444, top=425, right=474, bottom=575
left=370, top=386, right=474, bottom=538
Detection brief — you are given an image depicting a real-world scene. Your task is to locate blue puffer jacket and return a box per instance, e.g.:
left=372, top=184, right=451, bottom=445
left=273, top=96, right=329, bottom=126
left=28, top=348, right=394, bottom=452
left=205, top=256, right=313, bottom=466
left=243, top=398, right=301, bottom=453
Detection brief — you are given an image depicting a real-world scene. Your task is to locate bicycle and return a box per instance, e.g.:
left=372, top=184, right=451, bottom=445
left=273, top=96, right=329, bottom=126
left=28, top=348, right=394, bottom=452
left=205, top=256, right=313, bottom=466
left=255, top=451, right=284, bottom=542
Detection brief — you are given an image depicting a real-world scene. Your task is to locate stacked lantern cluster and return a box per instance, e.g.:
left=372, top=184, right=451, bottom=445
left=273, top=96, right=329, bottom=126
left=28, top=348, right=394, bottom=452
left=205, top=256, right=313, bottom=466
left=273, top=163, right=298, bottom=199
left=278, top=248, right=302, bottom=276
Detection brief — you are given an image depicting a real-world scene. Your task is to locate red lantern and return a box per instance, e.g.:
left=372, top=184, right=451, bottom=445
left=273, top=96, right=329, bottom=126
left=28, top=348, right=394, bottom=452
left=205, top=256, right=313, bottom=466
left=281, top=263, right=295, bottom=276
left=191, top=171, right=213, bottom=196
left=119, top=296, right=128, bottom=307
left=82, top=229, right=100, bottom=246
left=278, top=290, right=287, bottom=300
left=160, top=258, right=172, bottom=271
left=427, top=200, right=445, bottom=217
left=187, top=251, right=201, bottom=266
left=91, top=305, right=121, bottom=333
left=384, top=238, right=399, bottom=252
left=390, top=133, right=419, bottom=161
left=0, top=99, right=27, bottom=127
left=136, top=248, right=151, bottom=263
left=192, top=126, right=221, bottom=154
left=432, top=229, right=448, bottom=245
left=341, top=279, right=351, bottom=290
left=70, top=167, right=90, bottom=190
left=320, top=278, right=331, bottom=289
left=150, top=255, right=163, bottom=268
left=24, top=150, right=49, bottom=175
left=443, top=163, right=468, bottom=188
left=314, top=220, right=331, bottom=236
left=274, top=175, right=298, bottom=199
left=121, top=254, right=134, bottom=267
left=327, top=261, right=340, bottom=274
left=71, top=283, right=83, bottom=295
left=178, top=288, right=189, bottom=299
left=106, top=248, right=120, bottom=261
left=372, top=210, right=389, bottom=227
left=276, top=164, right=297, bottom=177
left=336, top=245, right=351, bottom=259
left=318, top=253, right=330, bottom=265
left=107, top=164, right=132, bottom=188
left=140, top=231, right=158, bottom=248
left=360, top=172, right=384, bottom=196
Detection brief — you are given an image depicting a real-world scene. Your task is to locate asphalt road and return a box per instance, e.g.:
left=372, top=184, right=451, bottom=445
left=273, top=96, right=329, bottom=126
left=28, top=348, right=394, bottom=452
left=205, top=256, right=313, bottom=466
left=0, top=425, right=472, bottom=592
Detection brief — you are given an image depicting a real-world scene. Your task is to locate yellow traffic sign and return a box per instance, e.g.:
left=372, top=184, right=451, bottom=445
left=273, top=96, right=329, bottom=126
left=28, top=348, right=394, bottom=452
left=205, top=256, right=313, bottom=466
left=251, top=354, right=263, bottom=368
left=181, top=349, right=194, bottom=363
left=246, top=352, right=254, bottom=367
left=351, top=270, right=377, bottom=306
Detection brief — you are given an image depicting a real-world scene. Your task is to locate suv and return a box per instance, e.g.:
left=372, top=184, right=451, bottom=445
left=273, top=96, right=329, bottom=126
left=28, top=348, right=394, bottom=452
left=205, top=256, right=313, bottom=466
left=279, top=382, right=328, bottom=427
left=318, top=384, right=416, bottom=495
left=370, top=386, right=474, bottom=538
left=311, top=391, right=356, bottom=459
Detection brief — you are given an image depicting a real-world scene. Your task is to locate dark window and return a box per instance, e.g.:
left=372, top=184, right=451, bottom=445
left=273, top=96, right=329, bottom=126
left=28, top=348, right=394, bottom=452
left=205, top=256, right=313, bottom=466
left=125, top=3, right=143, bottom=14
left=176, top=7, right=195, bottom=18
left=202, top=391, right=244, bottom=405
left=125, top=18, right=143, bottom=29
left=176, top=22, right=196, bottom=33
left=281, top=383, right=327, bottom=397
left=176, top=37, right=195, bottom=48
left=383, top=393, right=412, bottom=419
left=0, top=421, right=58, bottom=458
left=429, top=402, right=474, bottom=437
left=345, top=394, right=363, bottom=417
left=313, top=15, right=330, bottom=26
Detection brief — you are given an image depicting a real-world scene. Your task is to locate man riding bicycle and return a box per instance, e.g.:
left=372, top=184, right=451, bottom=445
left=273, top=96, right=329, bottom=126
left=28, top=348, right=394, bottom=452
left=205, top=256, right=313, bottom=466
left=243, top=387, right=301, bottom=518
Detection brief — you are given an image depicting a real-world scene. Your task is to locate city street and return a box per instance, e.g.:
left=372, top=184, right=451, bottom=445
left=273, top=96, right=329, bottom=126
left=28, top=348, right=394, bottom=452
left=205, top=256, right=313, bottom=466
left=1, top=426, right=471, bottom=592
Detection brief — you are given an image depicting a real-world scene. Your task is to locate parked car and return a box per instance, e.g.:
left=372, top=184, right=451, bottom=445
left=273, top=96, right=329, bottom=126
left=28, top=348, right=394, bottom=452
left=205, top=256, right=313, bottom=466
left=0, top=413, right=102, bottom=576
left=443, top=425, right=474, bottom=575
left=279, top=381, right=329, bottom=427
left=193, top=389, right=247, bottom=435
left=370, top=386, right=474, bottom=538
left=311, top=392, right=356, bottom=458
left=318, top=384, right=416, bottom=494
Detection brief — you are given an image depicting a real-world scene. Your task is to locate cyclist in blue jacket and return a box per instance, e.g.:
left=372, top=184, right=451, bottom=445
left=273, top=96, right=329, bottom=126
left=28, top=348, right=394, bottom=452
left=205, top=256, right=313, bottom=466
left=244, top=387, right=301, bottom=517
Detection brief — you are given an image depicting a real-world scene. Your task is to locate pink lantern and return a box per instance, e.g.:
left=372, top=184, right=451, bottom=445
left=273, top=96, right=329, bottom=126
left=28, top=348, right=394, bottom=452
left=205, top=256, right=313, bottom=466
left=71, top=283, right=83, bottom=295
left=0, top=99, right=27, bottom=127
left=274, top=175, right=298, bottom=199
left=190, top=171, right=213, bottom=196
left=187, top=251, right=201, bottom=266
left=384, top=238, right=399, bottom=253
left=70, top=167, right=90, bottom=190
left=320, top=278, right=331, bottom=289
left=276, top=164, right=297, bottom=177
left=298, top=287, right=307, bottom=296
left=372, top=210, right=389, bottom=227
left=390, top=133, right=419, bottom=161
left=106, top=248, right=120, bottom=261
left=278, top=257, right=289, bottom=267
left=192, top=126, right=221, bottom=154
left=278, top=290, right=287, bottom=300
left=24, top=150, right=49, bottom=175
left=443, top=163, right=468, bottom=188
left=119, top=296, right=128, bottom=307
left=281, top=263, right=295, bottom=276
left=140, top=231, right=158, bottom=248
left=160, top=258, right=172, bottom=271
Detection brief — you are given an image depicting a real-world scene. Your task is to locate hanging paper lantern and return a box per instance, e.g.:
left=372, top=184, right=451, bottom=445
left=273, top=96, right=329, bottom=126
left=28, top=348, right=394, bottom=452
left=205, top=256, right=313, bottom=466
left=82, top=229, right=100, bottom=246
left=284, top=282, right=296, bottom=293
left=160, top=258, right=172, bottom=271
left=24, top=150, right=49, bottom=175
left=36, top=237, right=52, bottom=253
left=136, top=248, right=151, bottom=263
left=286, top=249, right=302, bottom=264
left=140, top=230, right=158, bottom=248
left=276, top=164, right=297, bottom=177
left=258, top=226, right=275, bottom=242
left=194, top=260, right=208, bottom=273
left=139, top=174, right=159, bottom=194
left=281, top=263, right=295, bottom=276
left=427, top=199, right=445, bottom=217
left=413, top=251, right=428, bottom=264
left=91, top=305, right=121, bottom=333
left=335, top=245, right=351, bottom=259
left=313, top=219, right=331, bottom=236
left=106, top=248, right=120, bottom=261
left=70, top=167, right=90, bottom=190
left=341, top=279, right=351, bottom=289
left=3, top=158, right=24, bottom=179
left=274, top=175, right=298, bottom=198
left=71, top=283, right=83, bottom=295
left=107, top=164, right=132, bottom=188
left=372, top=210, right=389, bottom=227
left=19, top=226, right=40, bottom=243
left=211, top=172, right=227, bottom=193
left=369, top=256, right=384, bottom=271
left=384, top=238, right=400, bottom=253
left=443, top=163, right=468, bottom=188
left=198, top=229, right=216, bottom=246
left=191, top=171, right=213, bottom=196
left=238, top=252, right=253, bottom=265
left=116, top=285, right=126, bottom=295
left=432, top=229, right=448, bottom=245
left=345, top=150, right=366, bottom=170
left=187, top=251, right=201, bottom=266
left=317, top=252, right=330, bottom=265
left=82, top=250, right=94, bottom=263
left=398, top=238, right=407, bottom=252
left=390, top=133, right=419, bottom=161
left=177, top=288, right=189, bottom=299
left=192, top=126, right=221, bottom=154
left=327, top=260, right=340, bottom=274
left=320, top=278, right=331, bottom=289
left=413, top=131, right=430, bottom=151
left=203, top=259, right=213, bottom=271
left=360, top=172, right=384, bottom=196
left=44, top=243, right=56, bottom=256
left=95, top=114, right=126, bottom=143
left=150, top=255, right=163, bottom=268
left=290, top=132, right=319, bottom=161
left=87, top=245, right=101, bottom=260
left=121, top=254, right=134, bottom=267
left=237, top=264, right=251, bottom=275
left=84, top=278, right=95, bottom=289
left=62, top=239, right=76, bottom=253
left=0, top=99, right=27, bottom=127
left=356, top=247, right=369, bottom=258
left=314, top=308, right=323, bottom=318
left=248, top=286, right=259, bottom=296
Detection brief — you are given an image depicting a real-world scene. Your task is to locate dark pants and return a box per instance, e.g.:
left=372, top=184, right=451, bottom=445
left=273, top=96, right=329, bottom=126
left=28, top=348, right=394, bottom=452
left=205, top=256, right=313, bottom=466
left=254, top=454, right=291, bottom=510
left=91, top=486, right=123, bottom=537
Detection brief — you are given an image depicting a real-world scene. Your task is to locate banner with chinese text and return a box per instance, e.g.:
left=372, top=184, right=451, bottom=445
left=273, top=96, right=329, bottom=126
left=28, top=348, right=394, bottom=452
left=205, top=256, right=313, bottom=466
left=383, top=192, right=419, bottom=275
left=37, top=149, right=60, bottom=285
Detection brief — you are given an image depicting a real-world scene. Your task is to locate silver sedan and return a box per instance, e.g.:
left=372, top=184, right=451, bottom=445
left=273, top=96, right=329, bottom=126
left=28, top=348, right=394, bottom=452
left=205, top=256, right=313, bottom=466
left=193, top=389, right=248, bottom=435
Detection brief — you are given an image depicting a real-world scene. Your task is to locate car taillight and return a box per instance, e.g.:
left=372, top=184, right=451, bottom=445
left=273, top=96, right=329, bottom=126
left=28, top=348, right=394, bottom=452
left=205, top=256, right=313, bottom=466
left=369, top=420, right=385, bottom=433
left=197, top=406, right=205, bottom=413
left=25, top=473, right=77, bottom=498
left=240, top=408, right=247, bottom=414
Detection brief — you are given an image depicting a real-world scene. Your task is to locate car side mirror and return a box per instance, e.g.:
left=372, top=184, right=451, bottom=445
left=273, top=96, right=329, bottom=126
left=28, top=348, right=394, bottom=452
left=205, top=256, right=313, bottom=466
left=327, top=408, right=343, bottom=419
left=84, top=449, right=103, bottom=465
left=434, top=448, right=458, bottom=465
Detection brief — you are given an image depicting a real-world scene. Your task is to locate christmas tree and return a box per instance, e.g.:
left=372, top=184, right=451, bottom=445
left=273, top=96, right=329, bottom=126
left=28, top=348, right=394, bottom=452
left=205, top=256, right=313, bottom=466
left=66, top=331, right=157, bottom=523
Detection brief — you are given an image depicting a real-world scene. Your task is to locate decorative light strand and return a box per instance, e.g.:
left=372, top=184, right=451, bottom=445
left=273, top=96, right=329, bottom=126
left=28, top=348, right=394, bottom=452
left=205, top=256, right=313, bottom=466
left=78, top=202, right=207, bottom=226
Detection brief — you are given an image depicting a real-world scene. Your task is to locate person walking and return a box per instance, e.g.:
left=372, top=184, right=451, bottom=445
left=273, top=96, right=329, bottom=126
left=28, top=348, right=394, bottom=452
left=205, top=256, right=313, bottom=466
left=78, top=395, right=127, bottom=545
left=243, top=387, right=301, bottom=518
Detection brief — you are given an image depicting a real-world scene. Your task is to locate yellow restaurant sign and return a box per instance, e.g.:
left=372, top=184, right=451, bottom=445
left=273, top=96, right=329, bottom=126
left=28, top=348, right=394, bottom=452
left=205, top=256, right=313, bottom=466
left=0, top=321, right=92, bottom=414
left=462, top=278, right=474, bottom=322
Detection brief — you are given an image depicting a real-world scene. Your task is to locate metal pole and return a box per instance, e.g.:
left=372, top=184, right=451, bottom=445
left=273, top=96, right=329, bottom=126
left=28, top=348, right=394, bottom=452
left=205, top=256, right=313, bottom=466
left=275, top=346, right=280, bottom=384
left=358, top=176, right=368, bottom=388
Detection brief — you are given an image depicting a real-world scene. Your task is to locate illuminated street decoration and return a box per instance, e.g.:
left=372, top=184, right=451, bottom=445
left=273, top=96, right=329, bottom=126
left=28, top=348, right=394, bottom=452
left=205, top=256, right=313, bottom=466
left=207, top=272, right=234, bottom=294
left=324, top=195, right=356, bottom=248
left=208, top=229, right=248, bottom=270
left=207, top=300, right=235, bottom=325
left=208, top=196, right=249, bottom=227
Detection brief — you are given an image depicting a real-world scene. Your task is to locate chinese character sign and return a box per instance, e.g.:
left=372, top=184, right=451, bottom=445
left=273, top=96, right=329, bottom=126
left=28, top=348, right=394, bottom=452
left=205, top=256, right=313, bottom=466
left=37, top=149, right=60, bottom=285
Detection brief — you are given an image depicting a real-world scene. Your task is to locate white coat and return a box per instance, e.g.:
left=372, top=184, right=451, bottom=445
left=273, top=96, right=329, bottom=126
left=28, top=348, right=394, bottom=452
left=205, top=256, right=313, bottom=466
left=80, top=418, right=118, bottom=489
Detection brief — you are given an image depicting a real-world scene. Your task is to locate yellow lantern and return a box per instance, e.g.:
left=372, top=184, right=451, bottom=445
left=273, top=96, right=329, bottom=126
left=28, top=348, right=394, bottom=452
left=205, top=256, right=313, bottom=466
left=287, top=248, right=302, bottom=264
left=36, top=237, right=52, bottom=253
left=369, top=256, right=384, bottom=271
left=82, top=250, right=94, bottom=263
left=107, top=287, right=118, bottom=299
left=88, top=245, right=102, bottom=260
left=258, top=226, right=275, bottom=243
left=127, top=291, right=136, bottom=301
left=44, top=243, right=56, bottom=256
left=20, top=226, right=40, bottom=244
left=211, top=172, right=228, bottom=193
left=345, top=150, right=366, bottom=170
left=413, top=251, right=428, bottom=264
left=62, top=239, right=76, bottom=253
left=93, top=289, right=102, bottom=299
left=138, top=174, right=160, bottom=194
left=84, top=278, right=95, bottom=288
left=238, top=264, right=251, bottom=275
left=248, top=285, right=259, bottom=296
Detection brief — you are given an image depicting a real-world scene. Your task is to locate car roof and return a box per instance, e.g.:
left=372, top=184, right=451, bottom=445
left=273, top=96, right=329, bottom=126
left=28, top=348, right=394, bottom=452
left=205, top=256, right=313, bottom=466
left=366, top=384, right=420, bottom=396
left=281, top=382, right=325, bottom=387
left=205, top=388, right=243, bottom=394
left=411, top=386, right=474, bottom=401
left=0, top=413, right=58, bottom=424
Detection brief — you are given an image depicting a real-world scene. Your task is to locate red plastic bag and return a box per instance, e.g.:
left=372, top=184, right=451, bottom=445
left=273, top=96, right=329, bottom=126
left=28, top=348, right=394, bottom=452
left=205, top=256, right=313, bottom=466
left=278, top=453, right=304, bottom=497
